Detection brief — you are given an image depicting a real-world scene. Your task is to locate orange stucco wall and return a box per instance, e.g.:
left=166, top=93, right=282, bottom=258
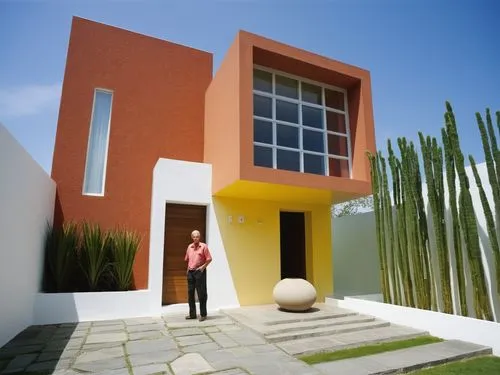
left=208, top=30, right=376, bottom=200
left=204, top=34, right=241, bottom=192
left=51, top=17, right=212, bottom=289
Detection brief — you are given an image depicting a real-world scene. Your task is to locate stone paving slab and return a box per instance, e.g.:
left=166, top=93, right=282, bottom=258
left=164, top=313, right=234, bottom=329
left=171, top=352, right=215, bottom=375
left=0, top=305, right=493, bottom=375
left=128, top=348, right=181, bottom=367
left=313, top=340, right=492, bottom=375
left=133, top=363, right=173, bottom=375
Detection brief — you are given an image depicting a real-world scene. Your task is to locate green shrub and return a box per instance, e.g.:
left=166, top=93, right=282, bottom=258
left=44, top=222, right=78, bottom=292
left=43, top=220, right=141, bottom=292
left=109, top=229, right=141, bottom=291
left=79, top=221, right=110, bottom=292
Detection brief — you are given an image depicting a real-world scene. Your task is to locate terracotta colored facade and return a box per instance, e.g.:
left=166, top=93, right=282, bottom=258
left=51, top=17, right=212, bottom=289
left=52, top=17, right=376, bottom=291
left=205, top=31, right=376, bottom=203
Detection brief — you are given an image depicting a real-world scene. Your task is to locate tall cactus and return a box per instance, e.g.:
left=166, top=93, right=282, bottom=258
left=380, top=154, right=400, bottom=305
left=442, top=128, right=467, bottom=316
left=445, top=102, right=493, bottom=320
left=413, top=141, right=435, bottom=311
left=398, top=138, right=431, bottom=310
left=367, top=151, right=390, bottom=303
left=396, top=159, right=417, bottom=307
left=471, top=110, right=500, bottom=294
left=419, top=132, right=452, bottom=313
left=388, top=140, right=411, bottom=306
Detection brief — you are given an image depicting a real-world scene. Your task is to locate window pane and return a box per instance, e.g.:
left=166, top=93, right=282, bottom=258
left=276, top=75, right=298, bottom=99
left=254, top=94, right=272, bottom=118
left=277, top=124, right=299, bottom=148
left=254, top=119, right=273, bottom=144
left=325, top=89, right=345, bottom=110
left=83, top=90, right=113, bottom=195
left=304, top=153, right=325, bottom=175
left=277, top=149, right=300, bottom=172
left=326, top=111, right=347, bottom=133
left=254, top=145, right=273, bottom=168
left=301, top=82, right=322, bottom=104
left=302, top=105, right=323, bottom=129
left=276, top=100, right=298, bottom=123
left=303, top=129, right=324, bottom=153
left=253, top=69, right=272, bottom=93
left=329, top=158, right=350, bottom=177
left=328, top=134, right=349, bottom=157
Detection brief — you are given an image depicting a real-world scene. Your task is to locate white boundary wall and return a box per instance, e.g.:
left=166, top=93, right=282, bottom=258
left=333, top=296, right=500, bottom=356
left=334, top=162, right=500, bottom=321
left=332, top=162, right=500, bottom=352
left=0, top=125, right=56, bottom=347
left=33, top=158, right=240, bottom=325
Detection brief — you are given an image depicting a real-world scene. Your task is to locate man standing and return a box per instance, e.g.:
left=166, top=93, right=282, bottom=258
left=184, top=230, right=212, bottom=321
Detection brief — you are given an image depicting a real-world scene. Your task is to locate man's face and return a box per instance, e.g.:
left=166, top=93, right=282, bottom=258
left=192, top=232, right=200, bottom=243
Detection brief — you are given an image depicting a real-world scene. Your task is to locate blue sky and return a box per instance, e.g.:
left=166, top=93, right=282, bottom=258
left=1, top=0, right=499, bottom=174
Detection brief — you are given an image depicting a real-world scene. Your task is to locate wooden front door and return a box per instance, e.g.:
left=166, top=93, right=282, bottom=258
left=162, top=203, right=207, bottom=305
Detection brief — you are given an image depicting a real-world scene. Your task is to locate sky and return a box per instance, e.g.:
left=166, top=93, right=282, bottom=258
left=1, top=0, right=499, bottom=174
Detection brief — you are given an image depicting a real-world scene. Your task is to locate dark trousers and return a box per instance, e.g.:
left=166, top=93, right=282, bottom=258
left=187, top=269, right=207, bottom=317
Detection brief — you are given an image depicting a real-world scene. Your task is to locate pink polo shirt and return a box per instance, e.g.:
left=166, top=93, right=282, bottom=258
left=185, top=242, right=212, bottom=270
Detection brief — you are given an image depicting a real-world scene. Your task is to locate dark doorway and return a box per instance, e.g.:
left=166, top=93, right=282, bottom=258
left=163, top=203, right=207, bottom=305
left=279, top=211, right=306, bottom=280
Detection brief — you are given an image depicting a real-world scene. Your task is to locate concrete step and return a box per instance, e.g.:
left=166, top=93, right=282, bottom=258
left=260, top=310, right=359, bottom=327
left=277, top=324, right=428, bottom=356
left=313, top=340, right=492, bottom=375
left=261, top=314, right=376, bottom=336
left=266, top=320, right=390, bottom=343
left=221, top=304, right=359, bottom=329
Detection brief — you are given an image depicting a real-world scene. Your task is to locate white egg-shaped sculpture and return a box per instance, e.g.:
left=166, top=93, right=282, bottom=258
left=273, top=278, right=317, bottom=311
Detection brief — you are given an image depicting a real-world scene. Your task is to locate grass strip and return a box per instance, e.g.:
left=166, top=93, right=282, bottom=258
left=410, top=356, right=500, bottom=374
left=299, top=336, right=443, bottom=364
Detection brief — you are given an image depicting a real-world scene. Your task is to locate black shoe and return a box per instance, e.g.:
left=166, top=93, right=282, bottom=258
left=199, top=316, right=207, bottom=322
left=185, top=315, right=197, bottom=320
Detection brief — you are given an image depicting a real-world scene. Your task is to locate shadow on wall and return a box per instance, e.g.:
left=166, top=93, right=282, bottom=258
left=332, top=210, right=380, bottom=299
left=0, top=123, right=78, bottom=371
left=478, top=224, right=500, bottom=320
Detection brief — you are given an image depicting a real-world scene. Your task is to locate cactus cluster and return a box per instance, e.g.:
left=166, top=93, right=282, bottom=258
left=367, top=102, right=499, bottom=321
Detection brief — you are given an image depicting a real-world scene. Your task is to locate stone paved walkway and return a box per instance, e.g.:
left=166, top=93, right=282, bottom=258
left=0, top=313, right=321, bottom=375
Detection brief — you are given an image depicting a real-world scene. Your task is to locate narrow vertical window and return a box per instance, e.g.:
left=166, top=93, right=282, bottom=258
left=83, top=89, right=113, bottom=195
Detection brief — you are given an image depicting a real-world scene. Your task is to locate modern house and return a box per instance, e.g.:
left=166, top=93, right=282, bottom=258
left=51, top=16, right=376, bottom=313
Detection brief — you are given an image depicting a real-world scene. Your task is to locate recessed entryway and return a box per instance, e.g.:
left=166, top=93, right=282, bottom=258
left=163, top=203, right=207, bottom=305
left=279, top=211, right=306, bottom=280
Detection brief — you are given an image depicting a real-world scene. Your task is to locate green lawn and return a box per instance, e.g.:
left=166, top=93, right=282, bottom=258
left=409, top=356, right=500, bottom=374
left=299, top=335, right=443, bottom=364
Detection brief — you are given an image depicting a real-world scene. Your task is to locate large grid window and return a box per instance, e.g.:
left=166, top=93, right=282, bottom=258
left=252, top=67, right=351, bottom=177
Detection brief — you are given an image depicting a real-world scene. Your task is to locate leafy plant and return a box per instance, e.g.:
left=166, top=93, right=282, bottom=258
left=109, top=228, right=141, bottom=291
left=79, top=222, right=110, bottom=291
left=44, top=222, right=78, bottom=292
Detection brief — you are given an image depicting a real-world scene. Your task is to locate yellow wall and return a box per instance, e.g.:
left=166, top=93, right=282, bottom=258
left=213, top=196, right=333, bottom=305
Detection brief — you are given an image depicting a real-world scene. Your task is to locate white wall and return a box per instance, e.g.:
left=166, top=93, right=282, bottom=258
left=148, top=158, right=240, bottom=314
left=33, top=291, right=152, bottom=325
left=335, top=297, right=500, bottom=356
left=0, top=124, right=56, bottom=347
left=334, top=162, right=500, bottom=321
left=31, top=158, right=240, bottom=326
left=332, top=211, right=380, bottom=298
